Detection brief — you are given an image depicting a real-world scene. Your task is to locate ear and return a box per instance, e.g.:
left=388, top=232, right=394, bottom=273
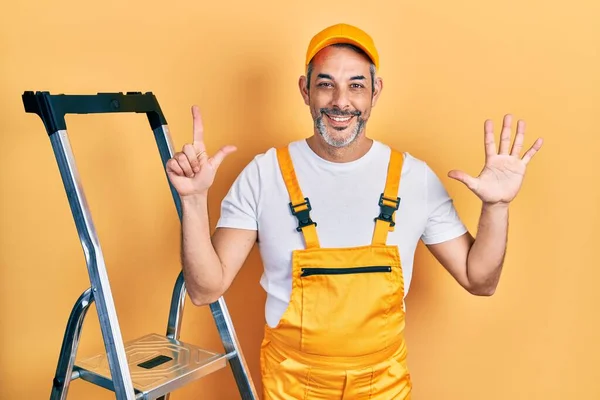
left=371, top=76, right=383, bottom=107
left=298, top=75, right=310, bottom=105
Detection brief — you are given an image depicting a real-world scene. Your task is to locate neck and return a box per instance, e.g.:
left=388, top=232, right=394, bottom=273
left=306, top=133, right=373, bottom=163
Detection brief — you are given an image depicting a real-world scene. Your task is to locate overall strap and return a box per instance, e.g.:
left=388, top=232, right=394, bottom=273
left=276, top=146, right=320, bottom=249
left=372, top=149, right=404, bottom=246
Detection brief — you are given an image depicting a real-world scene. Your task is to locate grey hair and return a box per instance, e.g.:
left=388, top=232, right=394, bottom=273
left=306, top=43, right=376, bottom=92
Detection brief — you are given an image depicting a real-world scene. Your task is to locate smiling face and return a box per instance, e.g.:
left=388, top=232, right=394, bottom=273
left=299, top=44, right=383, bottom=148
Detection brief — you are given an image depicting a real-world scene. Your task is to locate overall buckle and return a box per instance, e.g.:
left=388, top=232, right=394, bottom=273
left=289, top=197, right=317, bottom=232
left=375, top=193, right=400, bottom=227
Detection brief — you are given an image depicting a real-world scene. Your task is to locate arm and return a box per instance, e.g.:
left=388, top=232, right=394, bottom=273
left=165, top=105, right=259, bottom=306
left=180, top=194, right=257, bottom=306
left=428, top=114, right=542, bottom=296
left=427, top=203, right=508, bottom=296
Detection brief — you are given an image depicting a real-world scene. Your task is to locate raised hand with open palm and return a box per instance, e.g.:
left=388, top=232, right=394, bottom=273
left=166, top=105, right=237, bottom=198
left=448, top=114, right=543, bottom=205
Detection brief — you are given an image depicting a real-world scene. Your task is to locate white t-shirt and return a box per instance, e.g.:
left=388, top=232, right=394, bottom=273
left=216, top=139, right=467, bottom=328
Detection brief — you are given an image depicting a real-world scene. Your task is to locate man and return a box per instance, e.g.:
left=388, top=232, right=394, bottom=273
left=165, top=23, right=543, bottom=399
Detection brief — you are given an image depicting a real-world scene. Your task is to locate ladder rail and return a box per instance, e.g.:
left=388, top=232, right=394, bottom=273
left=210, top=298, right=259, bottom=399
left=153, top=124, right=185, bottom=400
left=166, top=271, right=187, bottom=341
left=49, top=129, right=137, bottom=399
left=50, top=288, right=94, bottom=400
left=159, top=270, right=186, bottom=400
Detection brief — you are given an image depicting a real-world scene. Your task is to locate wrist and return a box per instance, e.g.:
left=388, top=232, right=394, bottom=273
left=482, top=201, right=510, bottom=212
left=181, top=192, right=209, bottom=208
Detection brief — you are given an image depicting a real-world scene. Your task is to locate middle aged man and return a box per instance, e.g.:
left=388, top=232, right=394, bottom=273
left=165, top=23, right=543, bottom=399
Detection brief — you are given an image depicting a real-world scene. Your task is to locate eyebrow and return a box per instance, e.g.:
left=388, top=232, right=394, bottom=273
left=316, top=73, right=366, bottom=81
left=317, top=73, right=333, bottom=80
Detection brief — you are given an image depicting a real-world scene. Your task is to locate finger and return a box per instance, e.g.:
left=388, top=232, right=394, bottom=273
left=521, top=137, right=543, bottom=165
left=208, top=145, right=238, bottom=170
left=448, top=170, right=478, bottom=191
left=182, top=143, right=200, bottom=173
left=498, top=114, right=513, bottom=155
left=510, top=119, right=526, bottom=157
left=192, top=105, right=205, bottom=146
left=166, top=158, right=185, bottom=176
left=484, top=119, right=496, bottom=159
left=175, top=152, right=195, bottom=178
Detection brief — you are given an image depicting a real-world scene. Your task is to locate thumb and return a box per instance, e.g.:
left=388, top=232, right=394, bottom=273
left=448, top=170, right=478, bottom=190
left=208, top=145, right=238, bottom=170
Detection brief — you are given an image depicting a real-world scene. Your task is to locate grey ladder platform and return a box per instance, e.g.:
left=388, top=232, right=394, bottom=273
left=22, top=91, right=259, bottom=400
left=75, top=334, right=227, bottom=398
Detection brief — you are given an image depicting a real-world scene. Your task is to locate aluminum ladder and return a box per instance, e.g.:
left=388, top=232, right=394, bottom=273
left=22, top=91, right=259, bottom=400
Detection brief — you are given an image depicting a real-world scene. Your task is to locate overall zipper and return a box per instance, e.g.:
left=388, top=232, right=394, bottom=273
left=300, top=266, right=392, bottom=277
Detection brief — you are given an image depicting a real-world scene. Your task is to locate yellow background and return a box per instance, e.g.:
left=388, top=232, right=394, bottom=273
left=1, top=0, right=598, bottom=398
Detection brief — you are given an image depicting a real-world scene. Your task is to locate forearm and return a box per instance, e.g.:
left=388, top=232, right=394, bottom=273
left=466, top=202, right=509, bottom=295
left=180, top=194, right=225, bottom=305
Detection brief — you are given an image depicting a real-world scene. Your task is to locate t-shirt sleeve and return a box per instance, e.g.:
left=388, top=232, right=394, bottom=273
left=216, top=158, right=260, bottom=231
left=420, top=163, right=468, bottom=245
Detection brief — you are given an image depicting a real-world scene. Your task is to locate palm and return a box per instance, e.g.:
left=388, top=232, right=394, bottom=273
left=167, top=158, right=216, bottom=196
left=448, top=115, right=543, bottom=205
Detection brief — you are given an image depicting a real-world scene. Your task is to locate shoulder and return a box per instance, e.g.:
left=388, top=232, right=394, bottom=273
left=235, top=145, right=279, bottom=175
left=248, top=139, right=311, bottom=171
left=234, top=139, right=308, bottom=184
left=249, top=139, right=306, bottom=163
left=374, top=140, right=430, bottom=176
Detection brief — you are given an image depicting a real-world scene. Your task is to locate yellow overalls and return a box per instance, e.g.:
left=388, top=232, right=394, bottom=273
left=260, top=145, right=412, bottom=399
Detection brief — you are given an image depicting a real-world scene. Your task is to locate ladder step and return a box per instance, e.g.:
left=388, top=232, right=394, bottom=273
left=74, top=333, right=229, bottom=399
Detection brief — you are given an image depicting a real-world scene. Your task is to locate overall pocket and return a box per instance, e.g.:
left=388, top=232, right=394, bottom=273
left=301, top=266, right=392, bottom=277
left=299, top=264, right=397, bottom=356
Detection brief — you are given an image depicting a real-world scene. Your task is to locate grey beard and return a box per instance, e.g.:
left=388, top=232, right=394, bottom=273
left=314, top=114, right=365, bottom=148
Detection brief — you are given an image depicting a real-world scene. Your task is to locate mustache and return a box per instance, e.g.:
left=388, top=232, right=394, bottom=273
left=320, top=108, right=362, bottom=117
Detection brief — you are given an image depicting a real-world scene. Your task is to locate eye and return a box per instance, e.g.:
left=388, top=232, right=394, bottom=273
left=350, top=83, right=365, bottom=89
left=317, top=82, right=333, bottom=87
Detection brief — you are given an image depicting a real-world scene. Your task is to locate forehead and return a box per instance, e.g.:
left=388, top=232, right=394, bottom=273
left=310, top=45, right=372, bottom=78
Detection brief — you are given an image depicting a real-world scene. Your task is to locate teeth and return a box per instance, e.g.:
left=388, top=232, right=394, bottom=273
left=329, top=115, right=351, bottom=122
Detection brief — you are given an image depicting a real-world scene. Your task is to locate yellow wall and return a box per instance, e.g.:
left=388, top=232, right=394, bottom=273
left=1, top=0, right=598, bottom=398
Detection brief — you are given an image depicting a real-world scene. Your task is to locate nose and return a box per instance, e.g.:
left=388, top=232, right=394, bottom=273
left=332, top=86, right=351, bottom=110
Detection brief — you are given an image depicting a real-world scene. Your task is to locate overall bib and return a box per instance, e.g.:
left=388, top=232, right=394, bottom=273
left=260, top=146, right=412, bottom=399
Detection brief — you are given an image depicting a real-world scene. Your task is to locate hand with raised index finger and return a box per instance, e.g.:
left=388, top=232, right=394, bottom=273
left=166, top=105, right=237, bottom=198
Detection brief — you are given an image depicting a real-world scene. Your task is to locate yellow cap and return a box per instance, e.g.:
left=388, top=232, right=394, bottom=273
left=305, top=23, right=379, bottom=71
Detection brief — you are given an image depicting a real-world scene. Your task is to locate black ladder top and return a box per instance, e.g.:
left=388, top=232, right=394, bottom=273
left=22, top=91, right=168, bottom=135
